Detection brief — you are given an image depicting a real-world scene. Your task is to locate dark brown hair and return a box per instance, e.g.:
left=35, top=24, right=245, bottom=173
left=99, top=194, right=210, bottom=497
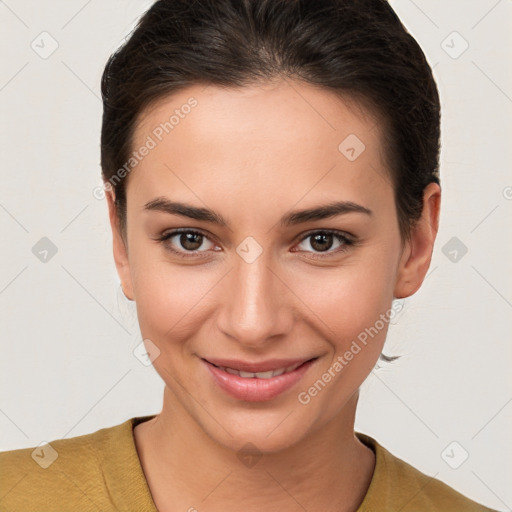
left=101, top=0, right=439, bottom=363
left=100, top=0, right=441, bottom=243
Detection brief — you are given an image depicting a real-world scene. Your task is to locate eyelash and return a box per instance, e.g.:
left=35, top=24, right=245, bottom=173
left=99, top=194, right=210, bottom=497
left=155, top=228, right=356, bottom=260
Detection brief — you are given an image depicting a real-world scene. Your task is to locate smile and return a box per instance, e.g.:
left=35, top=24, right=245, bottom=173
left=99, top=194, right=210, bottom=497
left=202, top=357, right=317, bottom=402
left=212, top=361, right=304, bottom=379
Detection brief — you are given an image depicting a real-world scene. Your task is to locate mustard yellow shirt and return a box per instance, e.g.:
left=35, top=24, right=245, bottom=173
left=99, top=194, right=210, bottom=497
left=0, top=415, right=496, bottom=511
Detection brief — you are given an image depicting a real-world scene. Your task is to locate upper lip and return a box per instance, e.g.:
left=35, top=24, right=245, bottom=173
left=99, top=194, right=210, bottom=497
left=203, top=357, right=316, bottom=373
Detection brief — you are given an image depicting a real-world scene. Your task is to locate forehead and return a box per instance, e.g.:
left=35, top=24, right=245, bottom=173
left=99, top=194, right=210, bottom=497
left=128, top=80, right=392, bottom=215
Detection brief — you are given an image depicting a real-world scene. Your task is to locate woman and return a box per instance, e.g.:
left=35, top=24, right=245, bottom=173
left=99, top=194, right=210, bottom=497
left=0, top=0, right=498, bottom=510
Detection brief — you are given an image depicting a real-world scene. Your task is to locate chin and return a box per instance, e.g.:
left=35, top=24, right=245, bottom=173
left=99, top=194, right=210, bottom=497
left=211, top=415, right=312, bottom=456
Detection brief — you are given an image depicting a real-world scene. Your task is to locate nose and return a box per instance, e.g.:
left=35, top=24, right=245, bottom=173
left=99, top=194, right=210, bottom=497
left=216, top=250, right=294, bottom=349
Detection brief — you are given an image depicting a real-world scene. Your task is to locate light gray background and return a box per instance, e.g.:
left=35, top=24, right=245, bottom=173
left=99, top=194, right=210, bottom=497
left=1, top=1, right=511, bottom=510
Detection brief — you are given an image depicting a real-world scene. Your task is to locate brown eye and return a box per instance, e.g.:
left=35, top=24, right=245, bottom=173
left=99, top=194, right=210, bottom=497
left=179, top=232, right=203, bottom=251
left=309, top=233, right=334, bottom=252
left=294, top=230, right=354, bottom=256
left=157, top=229, right=217, bottom=257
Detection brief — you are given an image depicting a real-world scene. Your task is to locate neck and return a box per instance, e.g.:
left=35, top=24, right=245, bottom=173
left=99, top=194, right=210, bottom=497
left=134, top=389, right=375, bottom=512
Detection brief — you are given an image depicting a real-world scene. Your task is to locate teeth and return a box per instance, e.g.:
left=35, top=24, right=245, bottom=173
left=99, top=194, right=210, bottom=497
left=254, top=370, right=274, bottom=379
left=285, top=362, right=302, bottom=373
left=217, top=362, right=306, bottom=379
left=239, top=370, right=258, bottom=378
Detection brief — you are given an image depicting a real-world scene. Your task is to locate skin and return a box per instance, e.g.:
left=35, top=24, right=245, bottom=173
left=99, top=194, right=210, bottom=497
left=106, top=79, right=440, bottom=512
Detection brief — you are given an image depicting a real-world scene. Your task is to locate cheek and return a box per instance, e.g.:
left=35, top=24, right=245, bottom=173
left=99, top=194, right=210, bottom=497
left=297, top=255, right=396, bottom=332
left=131, top=255, right=215, bottom=342
left=130, top=260, right=219, bottom=386
left=291, top=254, right=399, bottom=387
left=291, top=258, right=398, bottom=416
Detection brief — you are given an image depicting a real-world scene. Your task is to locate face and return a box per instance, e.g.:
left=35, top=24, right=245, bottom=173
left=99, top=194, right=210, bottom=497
left=108, top=79, right=438, bottom=453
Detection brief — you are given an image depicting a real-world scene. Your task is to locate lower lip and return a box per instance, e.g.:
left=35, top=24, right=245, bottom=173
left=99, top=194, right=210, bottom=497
left=203, top=359, right=316, bottom=402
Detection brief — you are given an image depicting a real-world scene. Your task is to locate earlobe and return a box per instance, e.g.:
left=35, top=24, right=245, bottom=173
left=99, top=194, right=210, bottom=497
left=105, top=189, right=135, bottom=301
left=394, top=182, right=441, bottom=299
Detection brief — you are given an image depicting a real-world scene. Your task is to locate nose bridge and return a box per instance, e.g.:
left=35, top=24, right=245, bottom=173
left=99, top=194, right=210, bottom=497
left=217, top=249, right=291, bottom=346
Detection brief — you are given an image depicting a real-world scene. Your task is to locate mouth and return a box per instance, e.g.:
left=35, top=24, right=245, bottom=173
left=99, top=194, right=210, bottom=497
left=208, top=360, right=307, bottom=378
left=202, top=357, right=318, bottom=402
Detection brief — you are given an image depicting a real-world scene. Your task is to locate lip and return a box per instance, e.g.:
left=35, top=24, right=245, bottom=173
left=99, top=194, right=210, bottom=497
left=202, top=357, right=317, bottom=402
left=203, top=357, right=313, bottom=373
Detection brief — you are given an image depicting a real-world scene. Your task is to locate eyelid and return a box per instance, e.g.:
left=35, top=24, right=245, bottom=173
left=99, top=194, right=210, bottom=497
left=291, top=229, right=355, bottom=257
left=293, top=228, right=355, bottom=244
left=156, top=227, right=356, bottom=258
left=156, top=228, right=219, bottom=258
left=159, top=227, right=216, bottom=242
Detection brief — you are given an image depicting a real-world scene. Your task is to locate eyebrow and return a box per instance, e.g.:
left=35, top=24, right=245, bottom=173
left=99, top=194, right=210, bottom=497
left=143, top=197, right=372, bottom=228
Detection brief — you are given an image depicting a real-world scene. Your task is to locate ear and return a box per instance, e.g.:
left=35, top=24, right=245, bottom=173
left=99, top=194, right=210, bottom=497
left=394, top=182, right=441, bottom=299
left=105, top=188, right=135, bottom=301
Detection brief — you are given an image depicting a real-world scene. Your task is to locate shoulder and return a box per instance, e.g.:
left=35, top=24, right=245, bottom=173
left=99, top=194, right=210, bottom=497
left=356, top=432, right=497, bottom=512
left=0, top=416, right=155, bottom=512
